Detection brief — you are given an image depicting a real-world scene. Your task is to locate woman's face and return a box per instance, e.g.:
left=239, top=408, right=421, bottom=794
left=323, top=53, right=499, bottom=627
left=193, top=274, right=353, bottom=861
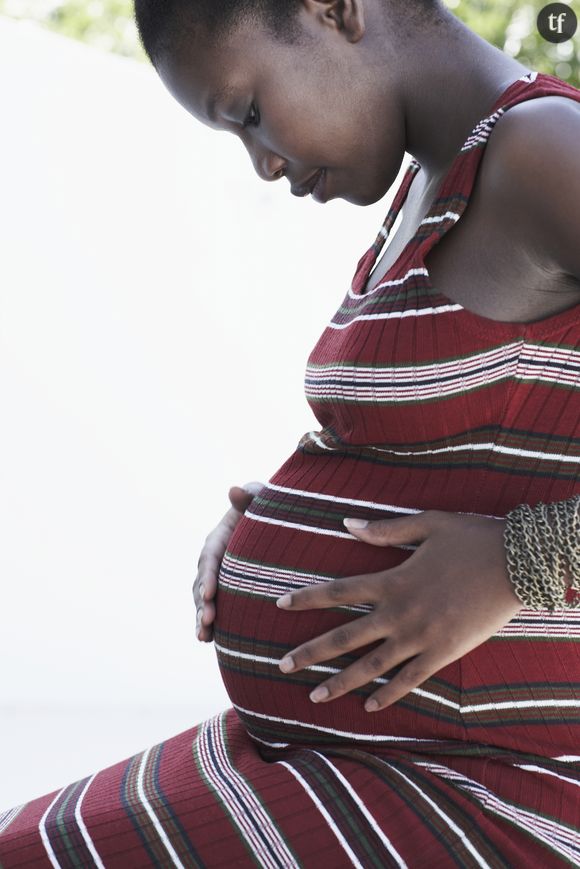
left=156, top=2, right=406, bottom=206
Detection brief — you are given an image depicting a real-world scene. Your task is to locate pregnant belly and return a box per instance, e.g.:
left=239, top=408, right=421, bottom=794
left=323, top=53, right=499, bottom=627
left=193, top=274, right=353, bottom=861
left=214, top=447, right=580, bottom=760
left=213, top=449, right=466, bottom=752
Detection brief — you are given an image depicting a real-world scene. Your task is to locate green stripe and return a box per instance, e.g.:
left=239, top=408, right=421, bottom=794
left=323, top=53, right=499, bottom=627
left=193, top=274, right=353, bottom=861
left=52, top=781, right=87, bottom=869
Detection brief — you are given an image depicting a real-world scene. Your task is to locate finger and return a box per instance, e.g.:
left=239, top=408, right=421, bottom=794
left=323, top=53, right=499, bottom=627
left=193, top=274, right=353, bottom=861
left=228, top=487, right=256, bottom=513
left=278, top=611, right=386, bottom=674
left=276, top=574, right=379, bottom=612
left=197, top=615, right=215, bottom=643
left=307, top=640, right=420, bottom=705
left=197, top=599, right=215, bottom=624
left=228, top=480, right=264, bottom=512
left=193, top=552, right=220, bottom=606
left=363, top=651, right=442, bottom=711
left=343, top=510, right=442, bottom=546
left=198, top=626, right=214, bottom=643
left=196, top=600, right=215, bottom=642
left=195, top=517, right=236, bottom=595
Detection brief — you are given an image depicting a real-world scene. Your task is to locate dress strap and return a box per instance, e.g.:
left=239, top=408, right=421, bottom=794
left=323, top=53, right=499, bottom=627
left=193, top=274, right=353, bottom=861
left=351, top=70, right=580, bottom=307
left=414, top=71, right=580, bottom=272
left=351, top=160, right=420, bottom=296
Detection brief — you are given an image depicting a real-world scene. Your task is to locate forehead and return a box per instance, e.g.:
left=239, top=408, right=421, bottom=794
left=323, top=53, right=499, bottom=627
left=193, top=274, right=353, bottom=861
left=156, top=19, right=276, bottom=125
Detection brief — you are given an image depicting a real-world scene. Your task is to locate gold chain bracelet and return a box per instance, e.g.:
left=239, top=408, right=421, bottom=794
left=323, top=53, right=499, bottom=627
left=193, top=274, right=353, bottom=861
left=503, top=495, right=580, bottom=612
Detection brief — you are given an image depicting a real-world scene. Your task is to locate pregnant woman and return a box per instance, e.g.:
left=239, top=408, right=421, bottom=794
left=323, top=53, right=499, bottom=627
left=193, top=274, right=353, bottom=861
left=1, top=0, right=579, bottom=865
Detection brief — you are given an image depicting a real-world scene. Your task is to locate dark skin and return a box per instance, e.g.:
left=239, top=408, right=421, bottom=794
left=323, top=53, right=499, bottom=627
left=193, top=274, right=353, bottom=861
left=161, top=1, right=580, bottom=710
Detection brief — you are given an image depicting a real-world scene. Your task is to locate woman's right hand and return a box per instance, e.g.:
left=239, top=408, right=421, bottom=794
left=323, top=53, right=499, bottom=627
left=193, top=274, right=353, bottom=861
left=193, top=481, right=264, bottom=642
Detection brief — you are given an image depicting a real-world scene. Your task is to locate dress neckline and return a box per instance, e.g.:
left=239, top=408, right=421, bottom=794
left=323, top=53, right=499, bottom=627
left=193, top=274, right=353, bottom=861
left=350, top=71, right=538, bottom=300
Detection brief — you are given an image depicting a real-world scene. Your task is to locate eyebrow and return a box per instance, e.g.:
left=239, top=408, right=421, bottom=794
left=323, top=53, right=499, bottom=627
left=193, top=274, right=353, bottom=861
left=207, top=84, right=235, bottom=122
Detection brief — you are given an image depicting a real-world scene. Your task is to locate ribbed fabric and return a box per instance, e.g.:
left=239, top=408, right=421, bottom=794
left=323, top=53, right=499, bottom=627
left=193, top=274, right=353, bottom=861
left=1, top=70, right=579, bottom=868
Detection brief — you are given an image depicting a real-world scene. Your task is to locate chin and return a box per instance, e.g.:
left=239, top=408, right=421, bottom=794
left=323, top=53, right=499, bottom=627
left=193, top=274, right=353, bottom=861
left=344, top=188, right=384, bottom=207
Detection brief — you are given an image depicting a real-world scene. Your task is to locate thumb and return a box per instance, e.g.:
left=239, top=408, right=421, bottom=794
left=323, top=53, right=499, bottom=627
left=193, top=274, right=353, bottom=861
left=343, top=511, right=433, bottom=547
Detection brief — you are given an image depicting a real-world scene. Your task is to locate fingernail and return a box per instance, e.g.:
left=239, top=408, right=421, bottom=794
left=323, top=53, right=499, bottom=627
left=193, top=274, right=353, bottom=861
left=310, top=686, right=329, bottom=702
left=365, top=698, right=379, bottom=711
left=279, top=655, right=294, bottom=672
left=199, top=584, right=205, bottom=599
left=344, top=518, right=368, bottom=529
left=276, top=594, right=292, bottom=608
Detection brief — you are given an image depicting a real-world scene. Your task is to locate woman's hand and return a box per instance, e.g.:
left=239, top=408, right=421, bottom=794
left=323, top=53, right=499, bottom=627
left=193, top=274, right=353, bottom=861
left=193, top=481, right=264, bottom=642
left=276, top=510, right=523, bottom=711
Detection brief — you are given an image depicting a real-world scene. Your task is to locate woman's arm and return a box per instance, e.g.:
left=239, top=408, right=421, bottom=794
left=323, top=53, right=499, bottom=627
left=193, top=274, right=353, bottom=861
left=504, top=494, right=579, bottom=611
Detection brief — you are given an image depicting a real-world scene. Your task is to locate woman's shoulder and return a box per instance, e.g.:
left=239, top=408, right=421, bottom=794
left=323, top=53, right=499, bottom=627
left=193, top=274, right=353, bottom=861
left=480, top=91, right=580, bottom=287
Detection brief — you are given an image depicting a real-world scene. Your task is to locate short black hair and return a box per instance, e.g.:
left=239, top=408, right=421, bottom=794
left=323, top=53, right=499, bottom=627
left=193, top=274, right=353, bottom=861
left=133, top=0, right=305, bottom=71
left=133, top=0, right=444, bottom=72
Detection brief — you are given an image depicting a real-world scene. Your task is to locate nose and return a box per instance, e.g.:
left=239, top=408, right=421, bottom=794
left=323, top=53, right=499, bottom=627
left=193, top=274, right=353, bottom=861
left=261, top=155, right=286, bottom=182
left=246, top=142, right=287, bottom=183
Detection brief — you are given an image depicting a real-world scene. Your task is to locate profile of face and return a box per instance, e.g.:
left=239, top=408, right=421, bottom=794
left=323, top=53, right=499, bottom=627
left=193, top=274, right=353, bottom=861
left=156, top=1, right=407, bottom=207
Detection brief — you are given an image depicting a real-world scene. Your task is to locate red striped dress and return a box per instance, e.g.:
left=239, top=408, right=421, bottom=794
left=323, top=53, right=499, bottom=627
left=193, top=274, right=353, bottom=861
left=1, top=70, right=579, bottom=868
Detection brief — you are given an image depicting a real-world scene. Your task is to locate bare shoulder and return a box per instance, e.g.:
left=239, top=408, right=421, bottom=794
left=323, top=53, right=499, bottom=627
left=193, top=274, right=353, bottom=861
left=479, top=92, right=580, bottom=286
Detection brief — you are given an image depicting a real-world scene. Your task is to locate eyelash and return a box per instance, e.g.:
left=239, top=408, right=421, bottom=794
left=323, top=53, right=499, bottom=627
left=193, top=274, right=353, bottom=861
left=242, top=103, right=260, bottom=129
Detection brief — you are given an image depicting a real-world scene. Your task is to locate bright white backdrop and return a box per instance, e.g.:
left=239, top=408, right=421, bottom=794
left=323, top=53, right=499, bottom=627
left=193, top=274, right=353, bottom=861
left=0, top=15, right=407, bottom=811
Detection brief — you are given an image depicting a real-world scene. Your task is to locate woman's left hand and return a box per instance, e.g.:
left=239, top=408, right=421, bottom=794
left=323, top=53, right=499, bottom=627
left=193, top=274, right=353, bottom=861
left=276, top=510, right=523, bottom=712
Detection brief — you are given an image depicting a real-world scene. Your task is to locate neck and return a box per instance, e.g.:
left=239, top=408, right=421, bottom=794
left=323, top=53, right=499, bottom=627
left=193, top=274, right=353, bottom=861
left=390, top=13, right=530, bottom=181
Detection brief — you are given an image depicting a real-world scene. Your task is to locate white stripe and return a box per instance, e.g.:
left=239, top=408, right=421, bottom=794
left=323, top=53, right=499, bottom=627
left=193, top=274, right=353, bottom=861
left=74, top=773, right=105, bottom=868
left=308, top=429, right=336, bottom=450
left=278, top=761, right=365, bottom=867
left=221, top=642, right=576, bottom=716
left=347, top=266, right=433, bottom=300
left=262, top=482, right=501, bottom=519
left=418, top=760, right=580, bottom=849
left=210, top=718, right=279, bottom=866
left=244, top=510, right=418, bottom=549
left=460, top=698, right=580, bottom=713
left=233, top=702, right=442, bottom=744
left=137, top=747, right=186, bottom=869
left=330, top=304, right=464, bottom=327
left=301, top=429, right=580, bottom=466
left=218, top=573, right=371, bottom=611
left=247, top=732, right=292, bottom=749
left=513, top=763, right=580, bottom=789
left=362, top=440, right=580, bottom=464
left=219, top=561, right=579, bottom=635
left=554, top=755, right=580, bottom=762
left=495, top=629, right=579, bottom=638
left=215, top=640, right=344, bottom=677
left=308, top=342, right=522, bottom=378
left=39, top=787, right=66, bottom=869
left=203, top=713, right=298, bottom=868
left=197, top=719, right=271, bottom=865
left=314, top=752, right=408, bottom=867
left=386, top=764, right=492, bottom=868
left=209, top=715, right=288, bottom=868
left=192, top=713, right=299, bottom=867
left=217, top=639, right=461, bottom=712
left=315, top=330, right=580, bottom=401
left=305, top=372, right=579, bottom=402
left=415, top=760, right=580, bottom=861
left=421, top=210, right=461, bottom=226
left=0, top=804, right=25, bottom=835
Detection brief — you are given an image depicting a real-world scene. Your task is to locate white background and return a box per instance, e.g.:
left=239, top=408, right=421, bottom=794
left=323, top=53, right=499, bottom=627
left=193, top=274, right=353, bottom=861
left=0, top=15, right=405, bottom=810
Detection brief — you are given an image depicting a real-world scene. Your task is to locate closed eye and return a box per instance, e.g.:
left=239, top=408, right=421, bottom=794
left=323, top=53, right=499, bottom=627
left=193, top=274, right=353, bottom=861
left=242, top=103, right=260, bottom=129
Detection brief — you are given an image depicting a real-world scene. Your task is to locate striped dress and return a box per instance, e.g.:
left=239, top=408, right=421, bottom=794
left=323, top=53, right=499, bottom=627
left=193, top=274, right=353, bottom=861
left=1, top=69, right=579, bottom=868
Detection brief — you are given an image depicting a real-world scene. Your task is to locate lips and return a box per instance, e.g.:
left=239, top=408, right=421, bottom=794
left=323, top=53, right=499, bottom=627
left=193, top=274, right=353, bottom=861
left=292, top=169, right=324, bottom=198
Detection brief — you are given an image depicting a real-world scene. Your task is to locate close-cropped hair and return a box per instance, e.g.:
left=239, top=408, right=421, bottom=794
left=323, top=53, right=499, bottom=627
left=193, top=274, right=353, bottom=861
left=133, top=0, right=444, bottom=71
